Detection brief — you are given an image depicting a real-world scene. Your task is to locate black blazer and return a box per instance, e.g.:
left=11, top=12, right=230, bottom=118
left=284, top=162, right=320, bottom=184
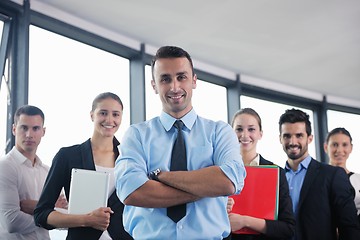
left=293, top=158, right=360, bottom=240
left=34, top=138, right=133, bottom=240
left=229, top=155, right=295, bottom=240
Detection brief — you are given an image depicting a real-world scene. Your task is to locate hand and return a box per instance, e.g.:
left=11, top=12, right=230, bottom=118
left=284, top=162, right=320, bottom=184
left=228, top=213, right=266, bottom=234
left=227, top=197, right=235, bottom=213
left=55, top=193, right=68, bottom=209
left=87, top=207, right=113, bottom=231
left=228, top=213, right=247, bottom=232
left=20, top=199, right=37, bottom=215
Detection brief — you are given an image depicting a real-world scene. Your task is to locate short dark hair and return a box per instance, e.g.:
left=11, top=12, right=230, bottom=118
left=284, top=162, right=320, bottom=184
left=91, top=92, right=123, bottom=112
left=278, top=108, right=312, bottom=136
left=151, top=46, right=194, bottom=79
left=231, top=108, right=262, bottom=131
left=14, top=105, right=45, bottom=125
left=325, top=127, right=352, bottom=144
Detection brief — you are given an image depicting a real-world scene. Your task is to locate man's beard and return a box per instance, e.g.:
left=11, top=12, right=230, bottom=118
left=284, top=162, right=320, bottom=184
left=286, top=145, right=307, bottom=160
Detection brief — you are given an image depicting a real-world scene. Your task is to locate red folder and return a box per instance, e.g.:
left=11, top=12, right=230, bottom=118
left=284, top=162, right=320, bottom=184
left=230, top=165, right=279, bottom=235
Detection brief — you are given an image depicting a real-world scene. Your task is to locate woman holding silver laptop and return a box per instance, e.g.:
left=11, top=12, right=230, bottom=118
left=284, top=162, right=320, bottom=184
left=34, top=92, right=133, bottom=240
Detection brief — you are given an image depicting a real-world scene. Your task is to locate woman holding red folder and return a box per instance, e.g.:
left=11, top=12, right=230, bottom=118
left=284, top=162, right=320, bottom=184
left=226, top=108, right=295, bottom=240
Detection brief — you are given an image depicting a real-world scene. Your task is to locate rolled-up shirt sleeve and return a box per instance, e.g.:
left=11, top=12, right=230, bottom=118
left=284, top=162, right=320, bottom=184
left=215, top=121, right=246, bottom=195
left=115, top=126, right=149, bottom=203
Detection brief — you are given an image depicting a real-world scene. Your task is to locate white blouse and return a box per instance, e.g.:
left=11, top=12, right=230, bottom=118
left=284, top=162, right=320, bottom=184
left=95, top=165, right=116, bottom=240
left=349, top=172, right=360, bottom=215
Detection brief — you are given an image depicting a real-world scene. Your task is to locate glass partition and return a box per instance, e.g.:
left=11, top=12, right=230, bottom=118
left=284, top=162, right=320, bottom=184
left=29, top=25, right=130, bottom=166
left=0, top=20, right=7, bottom=157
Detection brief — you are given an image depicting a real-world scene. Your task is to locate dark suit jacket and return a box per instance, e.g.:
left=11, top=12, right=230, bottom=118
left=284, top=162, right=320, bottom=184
left=292, top=158, right=360, bottom=240
left=229, top=155, right=295, bottom=240
left=34, top=138, right=133, bottom=240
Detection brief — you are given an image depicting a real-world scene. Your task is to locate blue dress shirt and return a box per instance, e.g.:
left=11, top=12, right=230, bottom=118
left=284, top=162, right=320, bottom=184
left=285, top=155, right=312, bottom=217
left=115, top=109, right=245, bottom=239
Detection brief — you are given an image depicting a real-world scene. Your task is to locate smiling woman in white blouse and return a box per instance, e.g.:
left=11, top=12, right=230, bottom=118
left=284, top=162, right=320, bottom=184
left=324, top=127, right=360, bottom=223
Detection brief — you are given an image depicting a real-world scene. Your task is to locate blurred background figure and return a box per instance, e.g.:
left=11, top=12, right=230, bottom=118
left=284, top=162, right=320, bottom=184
left=324, top=127, right=360, bottom=222
left=0, top=105, right=66, bottom=239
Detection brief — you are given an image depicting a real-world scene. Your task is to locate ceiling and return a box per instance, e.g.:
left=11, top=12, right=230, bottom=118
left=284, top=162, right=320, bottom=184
left=13, top=0, right=360, bottom=107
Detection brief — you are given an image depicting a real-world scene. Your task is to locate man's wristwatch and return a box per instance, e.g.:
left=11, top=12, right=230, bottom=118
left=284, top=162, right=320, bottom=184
left=148, top=168, right=161, bottom=181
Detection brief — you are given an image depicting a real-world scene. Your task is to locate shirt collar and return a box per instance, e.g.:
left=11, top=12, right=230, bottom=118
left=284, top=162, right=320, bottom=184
left=160, top=108, right=197, bottom=132
left=11, top=146, right=43, bottom=167
left=245, top=154, right=260, bottom=166
left=285, top=154, right=312, bottom=172
left=250, top=154, right=260, bottom=166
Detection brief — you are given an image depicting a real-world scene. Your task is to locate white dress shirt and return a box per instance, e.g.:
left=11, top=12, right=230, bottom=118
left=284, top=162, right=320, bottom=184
left=350, top=172, right=360, bottom=215
left=96, top=165, right=115, bottom=240
left=248, top=154, right=260, bottom=166
left=0, top=147, right=50, bottom=240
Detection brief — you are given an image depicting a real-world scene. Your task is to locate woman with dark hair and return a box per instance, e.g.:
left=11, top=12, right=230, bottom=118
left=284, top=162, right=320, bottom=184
left=34, top=92, right=132, bottom=240
left=324, top=127, right=360, bottom=222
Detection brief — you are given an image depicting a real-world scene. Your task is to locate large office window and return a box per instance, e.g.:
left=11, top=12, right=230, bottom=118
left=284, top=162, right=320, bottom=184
left=145, top=65, right=227, bottom=122
left=192, top=79, right=227, bottom=122
left=29, top=26, right=130, bottom=167
left=0, top=20, right=7, bottom=157
left=0, top=79, right=5, bottom=156
left=145, top=65, right=159, bottom=119
left=0, top=60, right=8, bottom=157
left=327, top=110, right=360, bottom=172
left=240, top=96, right=316, bottom=168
